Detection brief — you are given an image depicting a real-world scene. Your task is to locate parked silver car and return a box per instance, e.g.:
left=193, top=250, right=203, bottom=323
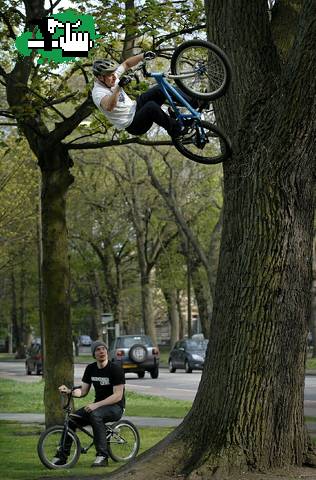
left=109, top=335, right=160, bottom=378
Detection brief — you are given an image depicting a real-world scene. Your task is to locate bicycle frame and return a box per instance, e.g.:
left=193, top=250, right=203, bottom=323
left=148, top=71, right=201, bottom=126
left=61, top=407, right=121, bottom=456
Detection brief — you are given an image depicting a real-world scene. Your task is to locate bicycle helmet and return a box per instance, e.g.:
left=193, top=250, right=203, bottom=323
left=92, top=59, right=119, bottom=76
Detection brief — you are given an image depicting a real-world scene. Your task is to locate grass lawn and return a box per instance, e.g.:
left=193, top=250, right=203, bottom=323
left=0, top=378, right=191, bottom=418
left=306, top=357, right=316, bottom=370
left=0, top=421, right=173, bottom=480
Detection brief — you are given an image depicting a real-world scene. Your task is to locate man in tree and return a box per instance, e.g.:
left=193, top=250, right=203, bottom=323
left=58, top=341, right=125, bottom=468
left=92, top=52, right=196, bottom=138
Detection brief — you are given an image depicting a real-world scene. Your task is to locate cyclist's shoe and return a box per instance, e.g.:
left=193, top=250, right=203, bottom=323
left=91, top=455, right=108, bottom=467
left=171, top=119, right=194, bottom=138
left=52, top=456, right=67, bottom=466
left=167, top=106, right=176, bottom=119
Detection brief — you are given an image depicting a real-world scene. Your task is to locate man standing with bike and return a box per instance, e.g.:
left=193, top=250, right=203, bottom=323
left=57, top=340, right=125, bottom=468
left=92, top=52, right=196, bottom=138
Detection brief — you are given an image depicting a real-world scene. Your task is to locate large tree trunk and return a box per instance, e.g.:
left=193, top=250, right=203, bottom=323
left=41, top=148, right=74, bottom=426
left=107, top=1, right=316, bottom=478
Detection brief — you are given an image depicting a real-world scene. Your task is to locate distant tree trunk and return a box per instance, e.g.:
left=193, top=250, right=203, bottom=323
left=10, top=271, right=19, bottom=355
left=139, top=269, right=156, bottom=343
left=16, top=264, right=27, bottom=358
left=190, top=260, right=212, bottom=337
left=176, top=290, right=185, bottom=339
left=163, top=288, right=179, bottom=346
left=89, top=270, right=103, bottom=340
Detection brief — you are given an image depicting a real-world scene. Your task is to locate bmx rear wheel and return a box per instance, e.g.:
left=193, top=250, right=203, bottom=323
left=108, top=420, right=140, bottom=462
left=172, top=120, right=231, bottom=165
left=171, top=39, right=232, bottom=101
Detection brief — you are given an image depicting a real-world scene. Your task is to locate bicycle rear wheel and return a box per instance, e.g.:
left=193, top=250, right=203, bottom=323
left=172, top=120, right=231, bottom=165
left=37, top=425, right=81, bottom=469
left=170, top=40, right=232, bottom=100
left=107, top=420, right=140, bottom=462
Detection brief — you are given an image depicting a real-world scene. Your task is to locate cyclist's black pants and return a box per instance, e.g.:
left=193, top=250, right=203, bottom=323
left=63, top=404, right=122, bottom=458
left=125, top=85, right=197, bottom=136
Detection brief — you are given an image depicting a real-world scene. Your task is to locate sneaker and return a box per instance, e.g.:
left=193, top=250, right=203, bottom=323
left=167, top=106, right=176, bottom=119
left=52, top=456, right=67, bottom=466
left=91, top=455, right=108, bottom=467
left=171, top=119, right=194, bottom=138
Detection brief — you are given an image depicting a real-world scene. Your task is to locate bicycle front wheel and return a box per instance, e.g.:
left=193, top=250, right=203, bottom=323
left=172, top=120, right=231, bottom=165
left=107, top=420, right=140, bottom=462
left=37, top=425, right=81, bottom=469
left=170, top=40, right=232, bottom=100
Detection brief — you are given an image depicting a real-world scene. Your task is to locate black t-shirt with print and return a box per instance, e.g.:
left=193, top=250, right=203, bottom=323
left=82, top=361, right=125, bottom=408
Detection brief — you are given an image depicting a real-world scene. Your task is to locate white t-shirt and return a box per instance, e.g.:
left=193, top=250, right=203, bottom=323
left=92, top=65, right=137, bottom=130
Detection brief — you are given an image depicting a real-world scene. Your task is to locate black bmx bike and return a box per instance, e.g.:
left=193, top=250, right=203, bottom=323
left=37, top=389, right=140, bottom=469
left=138, top=39, right=232, bottom=164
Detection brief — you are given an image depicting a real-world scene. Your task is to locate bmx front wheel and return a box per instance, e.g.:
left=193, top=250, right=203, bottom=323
left=170, top=39, right=232, bottom=101
left=172, top=120, right=231, bottom=165
left=108, top=420, right=140, bottom=462
left=37, top=425, right=81, bottom=469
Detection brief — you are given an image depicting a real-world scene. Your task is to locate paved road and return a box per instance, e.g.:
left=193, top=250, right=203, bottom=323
left=0, top=361, right=201, bottom=401
left=1, top=361, right=316, bottom=416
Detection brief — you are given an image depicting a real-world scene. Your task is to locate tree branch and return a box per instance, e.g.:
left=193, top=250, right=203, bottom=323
left=45, top=0, right=63, bottom=15
left=46, top=92, right=79, bottom=106
left=138, top=149, right=213, bottom=284
left=154, top=24, right=206, bottom=48
left=0, top=65, right=8, bottom=80
left=25, top=86, right=67, bottom=120
left=67, top=136, right=172, bottom=150
left=0, top=12, right=17, bottom=40
left=48, top=96, right=94, bottom=145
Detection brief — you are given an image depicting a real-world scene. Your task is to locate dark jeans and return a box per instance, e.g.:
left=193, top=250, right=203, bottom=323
left=126, top=85, right=197, bottom=136
left=64, top=404, right=123, bottom=458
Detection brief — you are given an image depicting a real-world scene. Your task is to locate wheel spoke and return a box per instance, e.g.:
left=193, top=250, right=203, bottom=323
left=171, top=40, right=231, bottom=101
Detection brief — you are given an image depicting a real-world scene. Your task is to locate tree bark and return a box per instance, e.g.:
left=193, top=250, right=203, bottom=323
left=41, top=147, right=74, bottom=426
left=311, top=234, right=316, bottom=357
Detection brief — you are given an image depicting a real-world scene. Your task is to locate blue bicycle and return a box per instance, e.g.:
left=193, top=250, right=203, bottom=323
left=138, top=39, right=232, bottom=165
